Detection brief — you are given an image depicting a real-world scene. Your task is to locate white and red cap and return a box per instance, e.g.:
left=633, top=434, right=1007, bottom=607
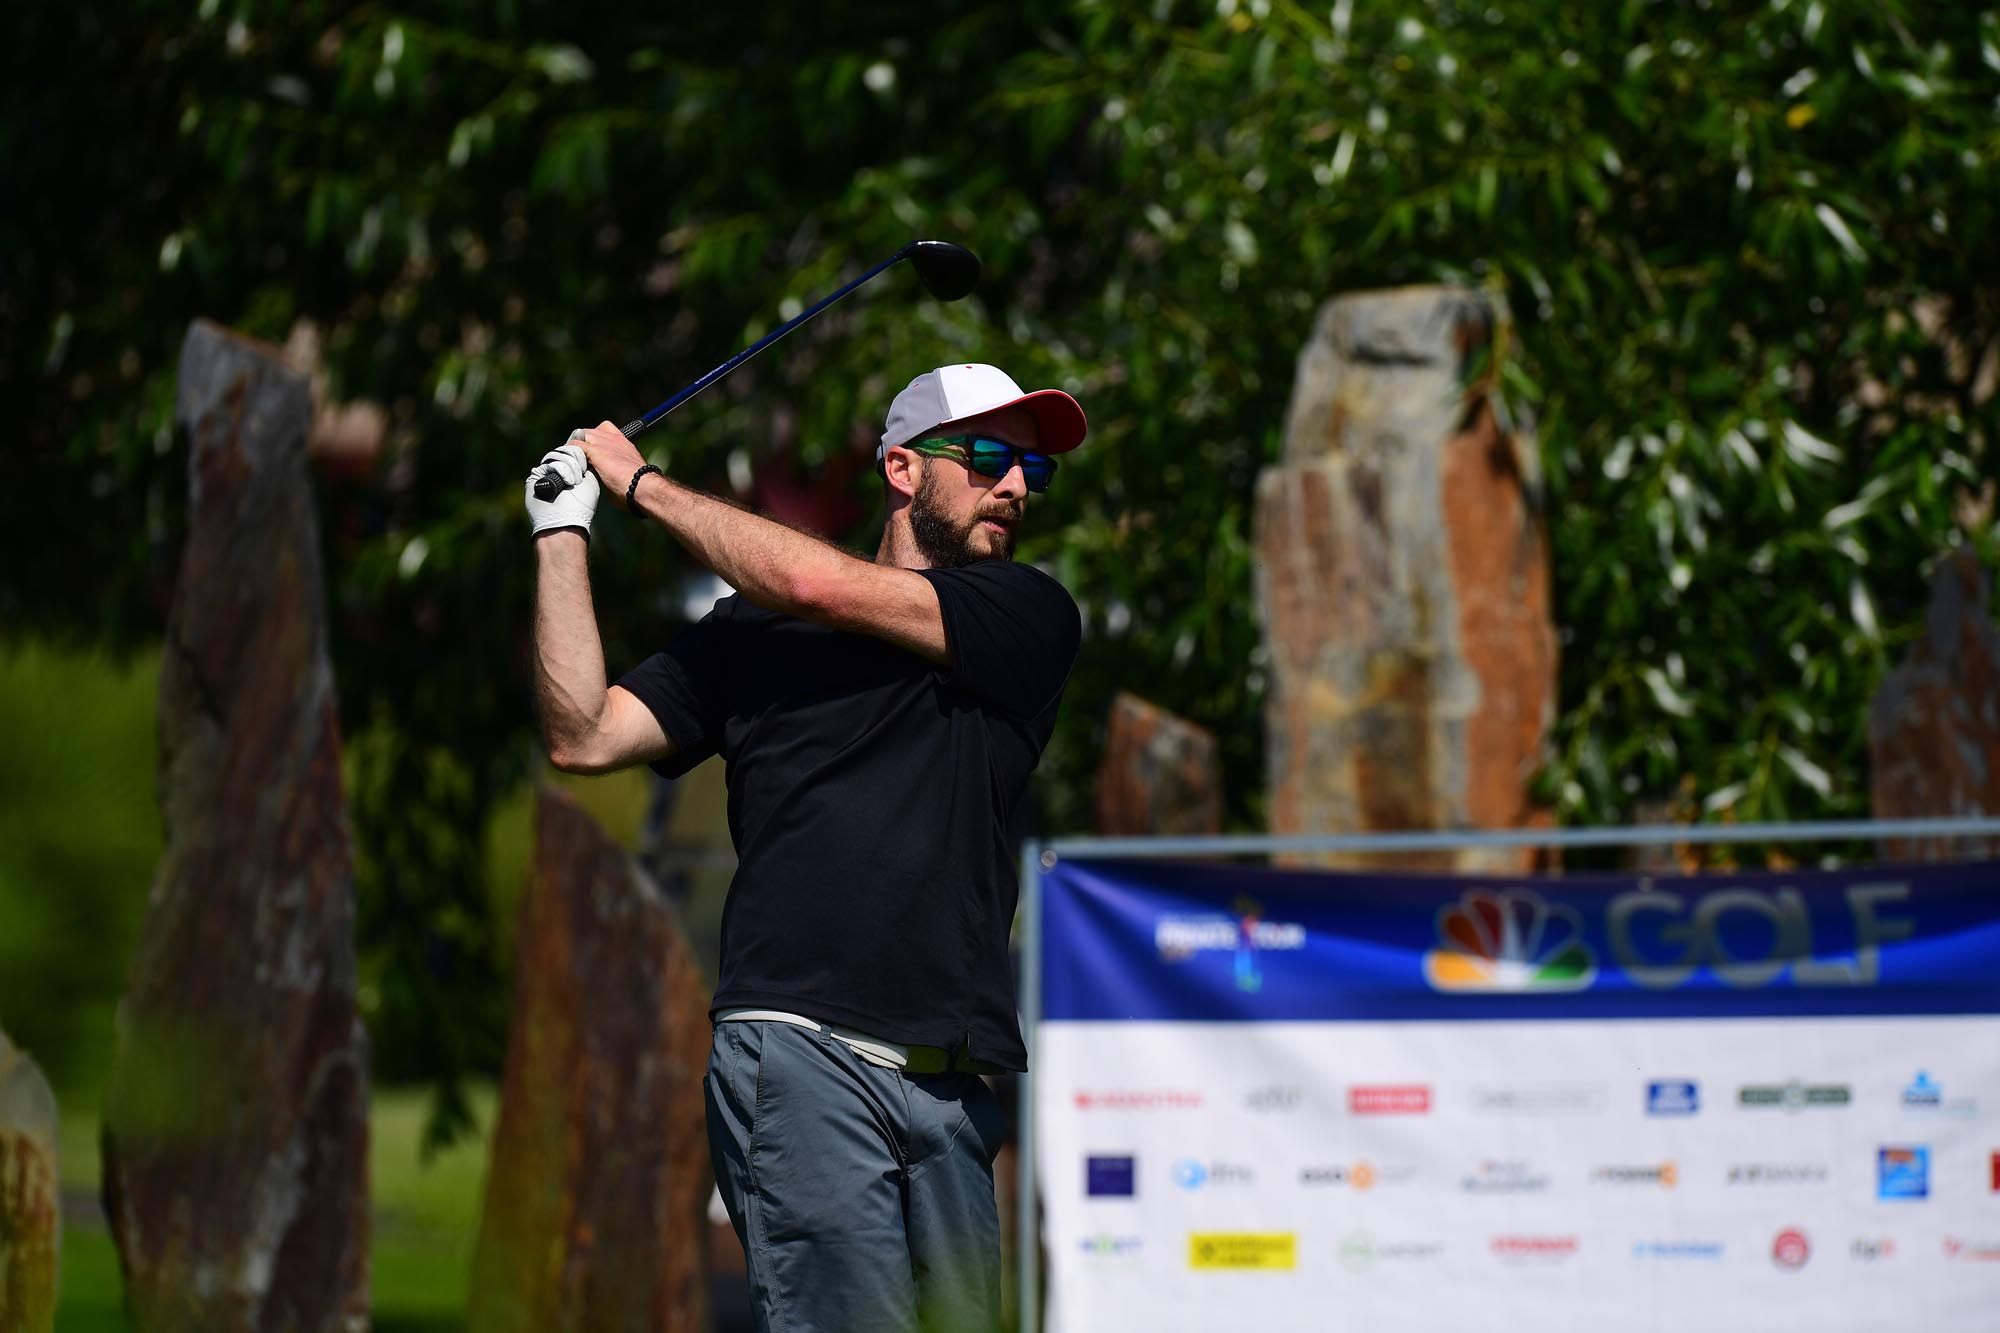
left=878, top=363, right=1087, bottom=461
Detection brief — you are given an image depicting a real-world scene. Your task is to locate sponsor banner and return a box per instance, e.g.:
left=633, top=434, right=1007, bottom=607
left=1647, top=1079, right=1702, bottom=1115
left=1467, top=1082, right=1606, bottom=1115
left=1738, top=1079, right=1851, bottom=1110
left=1083, top=1154, right=1134, bottom=1198
left=1772, top=1228, right=1813, bottom=1270
left=1878, top=1146, right=1930, bottom=1199
left=1040, top=859, right=2000, bottom=1021
left=1037, top=858, right=2000, bottom=1333
left=1188, top=1232, right=1296, bottom=1271
left=1349, top=1084, right=1430, bottom=1114
left=1943, top=1237, right=2000, bottom=1262
left=1338, top=1233, right=1444, bottom=1271
left=1633, top=1239, right=1725, bottom=1261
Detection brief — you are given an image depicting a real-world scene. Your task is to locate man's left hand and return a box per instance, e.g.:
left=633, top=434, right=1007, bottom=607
left=574, top=421, right=650, bottom=507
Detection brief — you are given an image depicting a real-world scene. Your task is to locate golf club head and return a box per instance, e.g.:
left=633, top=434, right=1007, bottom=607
left=904, top=240, right=981, bottom=301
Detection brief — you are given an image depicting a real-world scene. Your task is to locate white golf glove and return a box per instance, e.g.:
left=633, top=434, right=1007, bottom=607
left=525, top=435, right=600, bottom=540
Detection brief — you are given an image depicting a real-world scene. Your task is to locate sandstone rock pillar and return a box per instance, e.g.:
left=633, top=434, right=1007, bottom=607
left=1254, top=287, right=1556, bottom=869
left=0, top=1031, right=58, bottom=1333
left=1868, top=548, right=2000, bottom=861
left=467, top=788, right=710, bottom=1333
left=1093, top=693, right=1222, bottom=836
left=102, top=320, right=370, bottom=1333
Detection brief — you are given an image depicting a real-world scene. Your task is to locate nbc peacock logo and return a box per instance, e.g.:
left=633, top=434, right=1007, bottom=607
left=1423, top=889, right=1597, bottom=993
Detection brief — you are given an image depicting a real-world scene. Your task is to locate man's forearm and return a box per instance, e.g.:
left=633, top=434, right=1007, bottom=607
left=628, top=471, right=863, bottom=619
left=532, top=531, right=610, bottom=760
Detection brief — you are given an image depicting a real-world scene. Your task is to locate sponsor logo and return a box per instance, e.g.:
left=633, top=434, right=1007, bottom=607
left=1086, top=1155, right=1135, bottom=1198
left=1073, top=1089, right=1203, bottom=1111
left=1943, top=1237, right=2000, bottom=1262
left=1608, top=881, right=1913, bottom=990
left=1172, top=1159, right=1254, bottom=1191
left=1878, top=1146, right=1929, bottom=1200
left=1078, top=1234, right=1143, bottom=1263
left=1591, top=1163, right=1678, bottom=1188
left=1189, top=1232, right=1296, bottom=1271
left=1772, top=1228, right=1811, bottom=1270
left=1338, top=1233, right=1445, bottom=1273
left=1245, top=1085, right=1304, bottom=1113
left=1154, top=895, right=1305, bottom=992
left=1739, top=1080, right=1852, bottom=1111
left=1467, top=1083, right=1606, bottom=1115
left=1900, top=1071, right=1977, bottom=1118
left=1491, top=1235, right=1579, bottom=1262
left=1349, top=1084, right=1431, bottom=1115
left=1850, top=1238, right=1896, bottom=1262
left=1298, top=1161, right=1416, bottom=1190
left=1646, top=1080, right=1700, bottom=1116
left=1631, top=1240, right=1724, bottom=1262
left=1424, top=889, right=1596, bottom=992
left=1463, top=1160, right=1552, bottom=1195
left=1726, top=1162, right=1829, bottom=1187
left=1301, top=1162, right=1376, bottom=1190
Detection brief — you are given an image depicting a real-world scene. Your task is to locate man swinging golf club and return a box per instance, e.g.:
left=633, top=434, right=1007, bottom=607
left=525, top=362, right=1086, bottom=1332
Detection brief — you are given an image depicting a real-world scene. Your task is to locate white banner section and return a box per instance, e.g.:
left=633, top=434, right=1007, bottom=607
left=1038, top=1018, right=2000, bottom=1333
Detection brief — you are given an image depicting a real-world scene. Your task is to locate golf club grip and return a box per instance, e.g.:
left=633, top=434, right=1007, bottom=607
left=530, top=417, right=649, bottom=500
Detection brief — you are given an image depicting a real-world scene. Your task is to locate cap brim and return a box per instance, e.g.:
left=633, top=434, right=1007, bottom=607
left=940, top=388, right=1088, bottom=454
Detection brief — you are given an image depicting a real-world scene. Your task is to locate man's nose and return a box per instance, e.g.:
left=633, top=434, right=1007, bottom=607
left=992, top=462, right=1028, bottom=500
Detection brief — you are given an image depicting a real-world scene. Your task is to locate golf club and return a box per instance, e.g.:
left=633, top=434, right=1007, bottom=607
left=533, top=238, right=981, bottom=500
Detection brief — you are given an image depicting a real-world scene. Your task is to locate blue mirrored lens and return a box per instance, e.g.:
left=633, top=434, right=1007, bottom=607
left=967, top=438, right=1057, bottom=491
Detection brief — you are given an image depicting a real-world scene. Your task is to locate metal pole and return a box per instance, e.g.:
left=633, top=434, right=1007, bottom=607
left=1016, top=839, right=1043, bottom=1333
left=1039, top=815, right=2000, bottom=862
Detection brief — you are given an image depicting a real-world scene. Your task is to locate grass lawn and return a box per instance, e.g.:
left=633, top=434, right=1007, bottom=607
left=55, top=1084, right=497, bottom=1332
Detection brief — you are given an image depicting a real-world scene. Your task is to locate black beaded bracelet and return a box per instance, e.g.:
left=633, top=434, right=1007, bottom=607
left=625, top=463, right=663, bottom=513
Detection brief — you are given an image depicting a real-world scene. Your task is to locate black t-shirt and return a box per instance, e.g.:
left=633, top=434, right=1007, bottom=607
left=614, top=558, right=1080, bottom=1070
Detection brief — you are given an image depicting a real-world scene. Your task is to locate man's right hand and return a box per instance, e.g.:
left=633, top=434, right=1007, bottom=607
left=525, top=437, right=601, bottom=540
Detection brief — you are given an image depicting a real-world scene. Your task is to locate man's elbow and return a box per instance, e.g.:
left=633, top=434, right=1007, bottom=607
left=788, top=566, right=853, bottom=627
left=547, top=734, right=619, bottom=776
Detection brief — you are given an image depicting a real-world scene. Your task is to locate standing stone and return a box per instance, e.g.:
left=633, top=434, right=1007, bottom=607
left=0, top=1032, right=58, bottom=1333
left=1869, top=549, right=2000, bottom=862
left=1094, top=693, right=1222, bottom=836
left=468, top=788, right=709, bottom=1333
left=1254, top=287, right=1556, bottom=869
left=102, top=321, right=369, bottom=1333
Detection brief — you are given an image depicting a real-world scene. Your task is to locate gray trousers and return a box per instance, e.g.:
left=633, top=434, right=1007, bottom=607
left=705, top=1020, right=1009, bottom=1333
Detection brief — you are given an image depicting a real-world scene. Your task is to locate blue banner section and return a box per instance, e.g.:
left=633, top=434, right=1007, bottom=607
left=1038, top=858, right=2000, bottom=1021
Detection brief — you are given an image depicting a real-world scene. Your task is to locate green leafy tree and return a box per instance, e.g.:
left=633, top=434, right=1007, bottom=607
left=8, top=0, right=1996, bottom=1135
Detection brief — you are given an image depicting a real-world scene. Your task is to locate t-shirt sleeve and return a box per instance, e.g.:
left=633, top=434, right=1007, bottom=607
left=917, top=561, right=1082, bottom=718
left=613, top=606, right=733, bottom=779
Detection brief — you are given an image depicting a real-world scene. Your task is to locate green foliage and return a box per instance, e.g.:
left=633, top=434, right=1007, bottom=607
left=8, top=0, right=1997, bottom=1129
left=0, top=645, right=160, bottom=1092
left=1010, top=0, right=2000, bottom=832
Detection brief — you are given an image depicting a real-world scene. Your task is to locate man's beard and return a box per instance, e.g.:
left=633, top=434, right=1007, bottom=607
left=910, top=465, right=1018, bottom=568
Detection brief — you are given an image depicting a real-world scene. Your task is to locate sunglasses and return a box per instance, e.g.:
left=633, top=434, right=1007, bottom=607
left=906, top=434, right=1059, bottom=492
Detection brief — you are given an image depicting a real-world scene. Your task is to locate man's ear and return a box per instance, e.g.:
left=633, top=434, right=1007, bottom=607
left=881, top=447, right=923, bottom=501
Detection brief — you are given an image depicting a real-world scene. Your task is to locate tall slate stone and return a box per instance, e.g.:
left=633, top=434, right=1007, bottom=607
left=1094, top=693, right=1222, bottom=836
left=1254, top=287, right=1556, bottom=869
left=0, top=1031, right=58, bottom=1333
left=467, top=788, right=710, bottom=1333
left=1869, top=548, right=2000, bottom=861
left=101, top=321, right=369, bottom=1333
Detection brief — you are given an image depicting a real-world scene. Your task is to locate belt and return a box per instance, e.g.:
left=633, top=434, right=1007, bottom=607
left=715, top=1008, right=1005, bottom=1076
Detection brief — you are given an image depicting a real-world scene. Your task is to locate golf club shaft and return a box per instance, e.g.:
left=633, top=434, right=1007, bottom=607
left=534, top=247, right=911, bottom=500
